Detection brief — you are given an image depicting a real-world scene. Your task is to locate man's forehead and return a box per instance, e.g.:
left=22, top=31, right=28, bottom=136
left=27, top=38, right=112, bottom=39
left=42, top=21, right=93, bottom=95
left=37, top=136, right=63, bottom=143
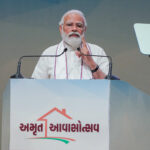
left=64, top=13, right=84, bottom=24
left=65, top=20, right=83, bottom=25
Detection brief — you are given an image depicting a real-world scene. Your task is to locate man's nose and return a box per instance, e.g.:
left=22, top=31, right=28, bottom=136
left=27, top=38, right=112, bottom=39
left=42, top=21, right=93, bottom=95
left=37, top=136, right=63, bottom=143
left=72, top=25, right=77, bottom=31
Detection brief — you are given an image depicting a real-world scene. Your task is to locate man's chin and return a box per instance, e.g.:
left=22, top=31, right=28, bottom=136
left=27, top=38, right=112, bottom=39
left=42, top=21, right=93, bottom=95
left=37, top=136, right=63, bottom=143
left=61, top=30, right=83, bottom=49
left=64, top=37, right=81, bottom=50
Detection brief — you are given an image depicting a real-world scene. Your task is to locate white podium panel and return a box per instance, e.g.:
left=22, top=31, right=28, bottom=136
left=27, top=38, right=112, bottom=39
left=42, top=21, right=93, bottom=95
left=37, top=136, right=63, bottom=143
left=2, top=79, right=110, bottom=150
left=2, top=79, right=150, bottom=150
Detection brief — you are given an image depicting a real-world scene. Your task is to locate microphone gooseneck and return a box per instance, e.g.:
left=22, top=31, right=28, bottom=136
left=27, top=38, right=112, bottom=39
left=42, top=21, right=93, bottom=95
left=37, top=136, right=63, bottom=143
left=10, top=48, right=67, bottom=79
left=77, top=48, right=112, bottom=80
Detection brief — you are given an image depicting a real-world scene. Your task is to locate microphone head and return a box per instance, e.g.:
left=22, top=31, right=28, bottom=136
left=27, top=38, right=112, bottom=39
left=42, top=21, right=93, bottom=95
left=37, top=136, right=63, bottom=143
left=77, top=47, right=80, bottom=51
left=64, top=48, right=68, bottom=52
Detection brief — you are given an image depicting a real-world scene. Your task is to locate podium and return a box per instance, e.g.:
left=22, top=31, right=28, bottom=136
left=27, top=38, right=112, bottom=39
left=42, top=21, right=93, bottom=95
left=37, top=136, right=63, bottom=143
left=1, top=79, right=150, bottom=150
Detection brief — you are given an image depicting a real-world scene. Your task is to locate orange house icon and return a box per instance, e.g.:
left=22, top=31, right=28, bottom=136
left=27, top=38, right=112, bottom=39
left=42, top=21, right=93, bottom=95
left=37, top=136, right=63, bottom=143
left=37, top=107, right=72, bottom=137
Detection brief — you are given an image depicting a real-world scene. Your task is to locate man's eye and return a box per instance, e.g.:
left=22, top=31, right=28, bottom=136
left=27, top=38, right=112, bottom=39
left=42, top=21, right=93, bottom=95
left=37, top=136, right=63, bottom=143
left=66, top=24, right=72, bottom=26
left=77, top=24, right=83, bottom=28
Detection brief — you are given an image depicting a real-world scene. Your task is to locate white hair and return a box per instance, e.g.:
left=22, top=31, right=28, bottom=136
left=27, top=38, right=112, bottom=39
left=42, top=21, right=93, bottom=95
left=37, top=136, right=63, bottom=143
left=59, top=9, right=87, bottom=27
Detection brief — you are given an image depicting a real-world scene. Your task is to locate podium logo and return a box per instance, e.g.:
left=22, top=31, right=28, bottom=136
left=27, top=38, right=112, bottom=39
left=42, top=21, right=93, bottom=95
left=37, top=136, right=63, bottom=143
left=19, top=107, right=100, bottom=144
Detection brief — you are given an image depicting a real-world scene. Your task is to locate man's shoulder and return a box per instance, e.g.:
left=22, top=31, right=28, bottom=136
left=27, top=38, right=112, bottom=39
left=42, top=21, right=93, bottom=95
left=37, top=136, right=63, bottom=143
left=42, top=44, right=58, bottom=55
left=42, top=41, right=63, bottom=55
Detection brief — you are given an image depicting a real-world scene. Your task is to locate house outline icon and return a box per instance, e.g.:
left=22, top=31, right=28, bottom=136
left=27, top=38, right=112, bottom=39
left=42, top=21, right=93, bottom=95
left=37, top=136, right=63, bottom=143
left=37, top=107, right=72, bottom=137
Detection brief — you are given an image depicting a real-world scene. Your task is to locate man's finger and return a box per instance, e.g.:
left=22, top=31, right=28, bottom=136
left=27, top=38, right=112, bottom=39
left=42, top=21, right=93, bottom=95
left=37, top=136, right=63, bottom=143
left=82, top=37, right=87, bottom=48
left=75, top=50, right=82, bottom=57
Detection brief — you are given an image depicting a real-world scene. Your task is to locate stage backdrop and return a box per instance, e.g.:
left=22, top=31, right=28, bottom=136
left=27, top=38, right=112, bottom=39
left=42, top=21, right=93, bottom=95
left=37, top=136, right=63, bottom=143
left=1, top=0, right=150, bottom=148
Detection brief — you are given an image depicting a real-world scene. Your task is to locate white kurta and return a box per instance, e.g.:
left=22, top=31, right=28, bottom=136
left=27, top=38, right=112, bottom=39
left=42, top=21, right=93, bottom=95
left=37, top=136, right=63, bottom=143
left=32, top=41, right=109, bottom=79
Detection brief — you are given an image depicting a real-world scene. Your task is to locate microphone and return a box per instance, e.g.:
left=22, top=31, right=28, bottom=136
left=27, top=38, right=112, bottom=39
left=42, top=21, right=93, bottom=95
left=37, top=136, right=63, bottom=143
left=10, top=48, right=68, bottom=79
left=77, top=48, right=113, bottom=80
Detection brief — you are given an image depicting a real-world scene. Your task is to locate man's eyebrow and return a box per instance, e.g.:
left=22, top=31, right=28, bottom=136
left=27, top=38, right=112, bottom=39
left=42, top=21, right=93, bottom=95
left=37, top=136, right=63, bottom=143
left=65, top=21, right=84, bottom=25
left=65, top=21, right=73, bottom=24
left=76, top=21, right=83, bottom=25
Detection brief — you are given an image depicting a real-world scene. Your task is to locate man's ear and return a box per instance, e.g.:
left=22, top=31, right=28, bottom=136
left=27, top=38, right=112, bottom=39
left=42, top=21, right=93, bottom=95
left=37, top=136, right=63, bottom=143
left=59, top=25, right=62, bottom=34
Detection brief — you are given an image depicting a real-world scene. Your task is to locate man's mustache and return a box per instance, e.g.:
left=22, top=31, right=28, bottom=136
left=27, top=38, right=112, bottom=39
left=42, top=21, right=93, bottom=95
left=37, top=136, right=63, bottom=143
left=68, top=32, right=81, bottom=38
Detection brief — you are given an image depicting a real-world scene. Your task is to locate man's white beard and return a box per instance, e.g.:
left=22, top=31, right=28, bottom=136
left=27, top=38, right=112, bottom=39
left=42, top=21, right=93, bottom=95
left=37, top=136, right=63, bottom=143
left=61, top=30, right=83, bottom=50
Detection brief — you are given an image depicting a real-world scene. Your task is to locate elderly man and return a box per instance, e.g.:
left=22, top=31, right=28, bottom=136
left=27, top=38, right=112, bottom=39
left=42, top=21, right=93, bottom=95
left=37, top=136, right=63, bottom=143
left=32, top=10, right=109, bottom=79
